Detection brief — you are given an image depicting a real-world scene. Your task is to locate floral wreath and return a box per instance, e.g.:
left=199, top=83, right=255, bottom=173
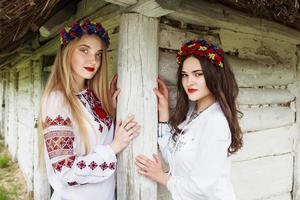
left=176, top=39, right=224, bottom=68
left=59, top=19, right=110, bottom=48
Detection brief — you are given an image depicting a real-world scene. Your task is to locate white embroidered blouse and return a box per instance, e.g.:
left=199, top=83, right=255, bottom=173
left=42, top=89, right=116, bottom=200
left=158, top=102, right=236, bottom=200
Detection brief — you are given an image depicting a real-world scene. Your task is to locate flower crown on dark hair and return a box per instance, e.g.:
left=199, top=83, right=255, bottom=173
left=176, top=39, right=224, bottom=68
left=59, top=19, right=110, bottom=48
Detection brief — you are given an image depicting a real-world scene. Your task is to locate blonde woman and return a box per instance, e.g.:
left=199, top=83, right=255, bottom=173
left=39, top=20, right=140, bottom=200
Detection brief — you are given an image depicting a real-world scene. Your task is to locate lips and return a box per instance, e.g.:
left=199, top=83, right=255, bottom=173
left=83, top=67, right=95, bottom=72
left=187, top=88, right=198, bottom=93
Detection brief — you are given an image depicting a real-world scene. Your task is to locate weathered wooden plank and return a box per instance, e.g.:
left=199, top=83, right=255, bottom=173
left=231, top=125, right=296, bottom=162
left=238, top=88, right=295, bottom=105
left=31, top=59, right=51, bottom=200
left=117, top=13, right=159, bottom=200
left=6, top=70, right=18, bottom=161
left=17, top=64, right=34, bottom=193
left=240, top=107, right=295, bottom=132
left=159, top=24, right=220, bottom=50
left=288, top=48, right=300, bottom=200
left=231, top=154, right=293, bottom=200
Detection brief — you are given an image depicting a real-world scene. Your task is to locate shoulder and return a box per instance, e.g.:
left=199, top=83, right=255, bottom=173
left=42, top=90, right=70, bottom=120
left=203, top=103, right=230, bottom=140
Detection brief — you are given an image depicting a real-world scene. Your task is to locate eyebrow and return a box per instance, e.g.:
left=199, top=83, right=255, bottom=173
left=78, top=44, right=103, bottom=52
left=181, top=69, right=203, bottom=73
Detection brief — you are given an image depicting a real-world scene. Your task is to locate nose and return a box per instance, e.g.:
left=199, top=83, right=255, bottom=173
left=88, top=54, right=97, bottom=65
left=186, top=76, right=195, bottom=86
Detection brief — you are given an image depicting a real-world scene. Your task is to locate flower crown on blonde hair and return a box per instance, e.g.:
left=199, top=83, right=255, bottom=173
left=176, top=39, right=224, bottom=68
left=59, top=19, right=110, bottom=48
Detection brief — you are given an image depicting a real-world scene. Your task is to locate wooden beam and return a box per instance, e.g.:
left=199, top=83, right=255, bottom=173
left=104, top=0, right=137, bottom=7
left=167, top=0, right=300, bottom=45
left=128, top=0, right=173, bottom=17
left=116, top=13, right=159, bottom=200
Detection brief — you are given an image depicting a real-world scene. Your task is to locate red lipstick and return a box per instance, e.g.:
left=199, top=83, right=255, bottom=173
left=187, top=88, right=198, bottom=93
left=84, top=67, right=95, bottom=72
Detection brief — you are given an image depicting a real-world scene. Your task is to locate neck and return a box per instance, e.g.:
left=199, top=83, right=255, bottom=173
left=74, top=78, right=86, bottom=93
left=196, top=95, right=216, bottom=113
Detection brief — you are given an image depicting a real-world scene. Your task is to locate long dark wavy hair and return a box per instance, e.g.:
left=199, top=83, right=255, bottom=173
left=169, top=55, right=243, bottom=154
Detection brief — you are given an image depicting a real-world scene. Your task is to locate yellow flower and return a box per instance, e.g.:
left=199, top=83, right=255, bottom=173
left=209, top=53, right=215, bottom=60
left=199, top=46, right=207, bottom=51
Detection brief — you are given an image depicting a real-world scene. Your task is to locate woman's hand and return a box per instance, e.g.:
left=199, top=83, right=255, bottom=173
left=110, top=74, right=120, bottom=110
left=154, top=77, right=169, bottom=122
left=135, top=154, right=169, bottom=185
left=110, top=115, right=140, bottom=154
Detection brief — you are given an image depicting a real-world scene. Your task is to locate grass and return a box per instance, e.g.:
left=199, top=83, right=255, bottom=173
left=0, top=185, right=18, bottom=200
left=0, top=136, right=26, bottom=200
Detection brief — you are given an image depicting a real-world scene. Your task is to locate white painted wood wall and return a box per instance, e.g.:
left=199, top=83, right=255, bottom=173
left=0, top=0, right=299, bottom=200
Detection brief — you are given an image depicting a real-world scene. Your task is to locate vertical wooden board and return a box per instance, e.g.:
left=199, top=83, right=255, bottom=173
left=231, top=154, right=293, bottom=200
left=117, top=13, right=159, bottom=200
left=231, top=125, right=296, bottom=161
left=7, top=70, right=18, bottom=161
left=17, top=64, right=34, bottom=192
left=32, top=59, right=51, bottom=200
left=240, top=107, right=295, bottom=132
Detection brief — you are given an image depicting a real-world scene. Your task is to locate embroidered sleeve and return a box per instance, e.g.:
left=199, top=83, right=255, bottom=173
left=43, top=91, right=116, bottom=187
left=166, top=117, right=231, bottom=199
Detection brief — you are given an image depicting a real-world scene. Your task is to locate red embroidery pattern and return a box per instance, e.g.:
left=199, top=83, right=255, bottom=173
left=99, top=162, right=108, bottom=171
left=44, top=131, right=75, bottom=159
left=52, top=156, right=76, bottom=172
left=88, top=161, right=98, bottom=170
left=45, top=115, right=71, bottom=128
left=77, top=160, right=86, bottom=169
left=109, top=162, right=116, bottom=170
left=76, top=90, right=113, bottom=132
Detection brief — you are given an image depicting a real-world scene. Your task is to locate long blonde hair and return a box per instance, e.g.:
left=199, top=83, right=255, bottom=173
left=38, top=35, right=114, bottom=165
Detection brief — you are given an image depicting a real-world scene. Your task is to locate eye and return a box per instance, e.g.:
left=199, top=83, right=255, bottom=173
left=79, top=48, right=89, bottom=54
left=195, top=72, right=203, bottom=77
left=181, top=73, right=188, bottom=77
left=96, top=51, right=103, bottom=58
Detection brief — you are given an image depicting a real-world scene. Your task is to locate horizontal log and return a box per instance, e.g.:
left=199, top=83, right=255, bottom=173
left=231, top=125, right=296, bottom=161
left=265, top=193, right=291, bottom=200
left=237, top=88, right=295, bottom=105
left=239, top=107, right=295, bottom=132
left=159, top=24, right=219, bottom=50
left=232, top=154, right=293, bottom=200
left=168, top=86, right=295, bottom=107
left=220, top=29, right=297, bottom=64
left=158, top=51, right=296, bottom=87
left=104, top=0, right=137, bottom=6
left=228, top=56, right=295, bottom=87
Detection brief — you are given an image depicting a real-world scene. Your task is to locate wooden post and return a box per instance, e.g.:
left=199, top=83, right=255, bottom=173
left=291, top=45, right=300, bottom=200
left=116, top=13, right=159, bottom=200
